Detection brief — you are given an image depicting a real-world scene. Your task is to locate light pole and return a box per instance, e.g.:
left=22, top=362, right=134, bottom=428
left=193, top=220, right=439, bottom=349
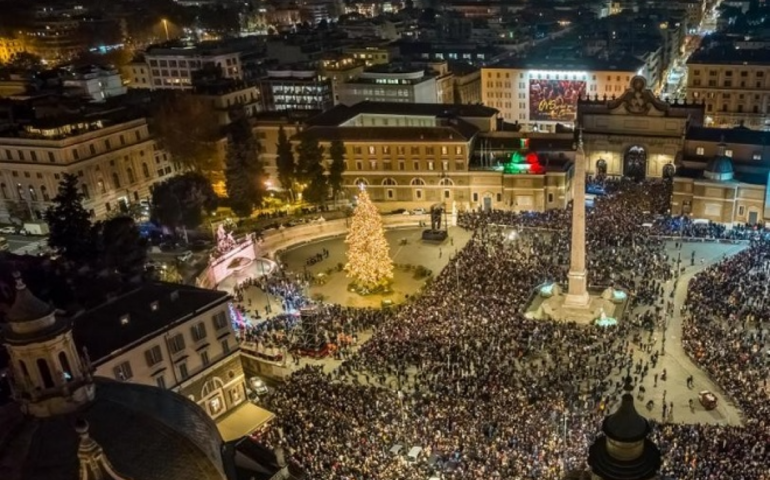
left=162, top=19, right=170, bottom=41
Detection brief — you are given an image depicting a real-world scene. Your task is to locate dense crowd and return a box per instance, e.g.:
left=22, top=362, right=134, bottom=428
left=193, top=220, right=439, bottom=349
left=251, top=178, right=768, bottom=480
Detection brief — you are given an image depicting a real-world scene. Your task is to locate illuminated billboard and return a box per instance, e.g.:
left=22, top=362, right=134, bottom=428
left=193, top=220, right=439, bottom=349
left=529, top=79, right=586, bottom=122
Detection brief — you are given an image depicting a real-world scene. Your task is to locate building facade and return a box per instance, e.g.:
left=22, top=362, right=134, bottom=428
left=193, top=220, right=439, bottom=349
left=127, top=38, right=262, bottom=90
left=686, top=45, right=770, bottom=129
left=73, top=282, right=247, bottom=421
left=673, top=128, right=770, bottom=225
left=61, top=65, right=127, bottom=103
left=0, top=35, right=28, bottom=64
left=259, top=65, right=334, bottom=112
left=298, top=102, right=575, bottom=212
left=481, top=59, right=645, bottom=132
left=0, top=111, right=176, bottom=222
left=336, top=63, right=451, bottom=106
left=578, top=76, right=704, bottom=179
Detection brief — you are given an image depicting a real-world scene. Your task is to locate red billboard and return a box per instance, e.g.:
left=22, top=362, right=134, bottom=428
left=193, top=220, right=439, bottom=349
left=529, top=79, right=586, bottom=122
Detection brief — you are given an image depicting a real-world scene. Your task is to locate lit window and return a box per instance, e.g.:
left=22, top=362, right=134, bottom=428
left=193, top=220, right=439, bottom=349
left=696, top=147, right=704, bottom=155
left=725, top=149, right=733, bottom=158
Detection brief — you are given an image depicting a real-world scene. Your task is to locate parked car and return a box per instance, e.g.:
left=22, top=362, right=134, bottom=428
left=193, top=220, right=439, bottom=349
left=0, top=226, right=16, bottom=234
left=176, top=251, right=193, bottom=263
left=699, top=390, right=718, bottom=410
left=411, top=208, right=427, bottom=215
left=249, top=377, right=269, bottom=395
left=390, top=208, right=407, bottom=215
left=190, top=239, right=212, bottom=252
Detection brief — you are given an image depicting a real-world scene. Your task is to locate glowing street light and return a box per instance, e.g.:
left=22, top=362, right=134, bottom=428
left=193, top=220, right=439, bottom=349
left=162, top=19, right=170, bottom=41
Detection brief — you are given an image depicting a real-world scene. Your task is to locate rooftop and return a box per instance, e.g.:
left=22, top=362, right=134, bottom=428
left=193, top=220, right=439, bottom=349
left=0, top=379, right=226, bottom=480
left=686, top=126, right=770, bottom=145
left=297, top=124, right=477, bottom=143
left=72, top=282, right=229, bottom=362
left=306, top=101, right=498, bottom=127
left=145, top=37, right=263, bottom=57
left=488, top=54, right=645, bottom=72
left=688, top=45, right=770, bottom=65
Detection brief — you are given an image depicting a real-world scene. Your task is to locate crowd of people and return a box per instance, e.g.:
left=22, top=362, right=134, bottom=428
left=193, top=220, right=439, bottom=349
left=248, top=178, right=768, bottom=480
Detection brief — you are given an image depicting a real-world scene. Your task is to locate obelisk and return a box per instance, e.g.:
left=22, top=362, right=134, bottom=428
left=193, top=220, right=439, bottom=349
left=564, top=129, right=590, bottom=306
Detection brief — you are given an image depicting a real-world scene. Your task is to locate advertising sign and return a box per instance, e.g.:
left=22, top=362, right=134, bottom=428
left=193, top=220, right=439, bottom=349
left=529, top=79, right=586, bottom=122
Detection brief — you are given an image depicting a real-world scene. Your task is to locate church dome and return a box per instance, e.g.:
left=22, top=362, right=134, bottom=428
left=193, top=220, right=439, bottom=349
left=0, top=379, right=229, bottom=480
left=704, top=155, right=734, bottom=181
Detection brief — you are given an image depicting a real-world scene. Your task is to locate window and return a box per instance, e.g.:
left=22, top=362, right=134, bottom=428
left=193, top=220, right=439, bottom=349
left=455, top=146, right=463, bottom=155
left=30, top=151, right=37, bottom=162
left=413, top=161, right=420, bottom=171
left=548, top=193, right=554, bottom=203
left=201, top=350, right=210, bottom=366
left=112, top=173, right=121, bottom=189
left=142, top=163, right=150, bottom=178
left=496, top=193, right=502, bottom=202
left=428, top=161, right=434, bottom=171
left=472, top=192, right=479, bottom=202
left=368, top=146, right=376, bottom=155
left=441, top=146, right=448, bottom=155
left=168, top=333, right=186, bottom=354
left=155, top=375, right=166, bottom=389
left=145, top=345, right=163, bottom=367
left=387, top=189, right=394, bottom=199
left=725, top=149, right=733, bottom=158
left=127, top=168, right=135, bottom=183
left=221, top=339, right=230, bottom=355
left=81, top=184, right=90, bottom=199
left=89, top=144, right=96, bottom=156
left=114, top=361, right=133, bottom=381
left=213, top=311, right=228, bottom=330
left=738, top=206, right=745, bottom=216
left=191, top=322, right=207, bottom=342
left=179, top=363, right=189, bottom=380
left=0, top=183, right=7, bottom=199
left=696, top=147, right=704, bottom=156
left=48, top=152, right=55, bottom=163
left=41, top=186, right=49, bottom=202
left=752, top=153, right=762, bottom=161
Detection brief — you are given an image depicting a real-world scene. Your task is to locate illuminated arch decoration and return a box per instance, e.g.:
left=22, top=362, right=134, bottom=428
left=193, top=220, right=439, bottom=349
left=503, top=151, right=545, bottom=175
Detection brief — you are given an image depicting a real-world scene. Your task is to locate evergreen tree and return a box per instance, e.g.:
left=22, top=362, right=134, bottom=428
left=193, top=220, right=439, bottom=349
left=276, top=126, right=296, bottom=200
left=151, top=172, right=218, bottom=230
left=224, top=109, right=265, bottom=217
left=296, top=134, right=327, bottom=205
left=328, top=139, right=347, bottom=205
left=344, top=188, right=393, bottom=289
left=93, top=216, right=147, bottom=277
left=45, top=174, right=94, bottom=264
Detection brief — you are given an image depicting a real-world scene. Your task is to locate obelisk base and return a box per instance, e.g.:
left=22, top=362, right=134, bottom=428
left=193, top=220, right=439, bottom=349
left=565, top=270, right=590, bottom=307
left=564, top=291, right=591, bottom=307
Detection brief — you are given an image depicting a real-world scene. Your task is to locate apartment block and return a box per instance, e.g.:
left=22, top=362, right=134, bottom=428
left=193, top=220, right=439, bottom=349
left=0, top=108, right=176, bottom=222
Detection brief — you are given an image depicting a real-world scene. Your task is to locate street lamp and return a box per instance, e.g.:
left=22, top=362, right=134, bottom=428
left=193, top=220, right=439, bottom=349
left=162, top=19, right=170, bottom=41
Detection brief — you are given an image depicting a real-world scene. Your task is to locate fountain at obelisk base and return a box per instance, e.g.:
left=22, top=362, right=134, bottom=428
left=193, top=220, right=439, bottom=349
left=525, top=130, right=629, bottom=325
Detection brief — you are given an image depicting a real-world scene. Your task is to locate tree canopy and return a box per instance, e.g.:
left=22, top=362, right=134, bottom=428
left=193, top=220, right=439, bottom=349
left=276, top=126, right=296, bottom=199
left=152, top=93, right=221, bottom=172
left=93, top=216, right=147, bottom=277
left=328, top=139, right=347, bottom=204
left=45, top=174, right=95, bottom=264
left=151, top=171, right=218, bottom=230
left=224, top=108, right=266, bottom=217
left=296, top=134, right=327, bottom=205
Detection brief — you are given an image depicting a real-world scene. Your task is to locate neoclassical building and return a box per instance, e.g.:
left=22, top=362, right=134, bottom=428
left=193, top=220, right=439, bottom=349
left=578, top=76, right=705, bottom=180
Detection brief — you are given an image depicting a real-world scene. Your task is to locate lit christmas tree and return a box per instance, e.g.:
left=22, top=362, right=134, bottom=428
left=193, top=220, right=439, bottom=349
left=344, top=187, right=394, bottom=290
